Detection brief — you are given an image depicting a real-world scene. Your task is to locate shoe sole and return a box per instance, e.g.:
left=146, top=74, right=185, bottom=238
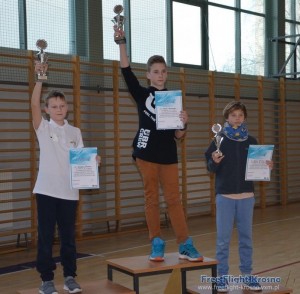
left=149, top=256, right=164, bottom=261
left=179, top=254, right=204, bottom=262
left=63, top=285, right=82, bottom=293
left=39, top=290, right=58, bottom=294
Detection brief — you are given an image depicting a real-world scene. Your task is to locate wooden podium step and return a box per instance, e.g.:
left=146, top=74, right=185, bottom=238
left=17, top=279, right=136, bottom=294
left=187, top=283, right=293, bottom=294
left=107, top=252, right=217, bottom=275
left=106, top=252, right=218, bottom=294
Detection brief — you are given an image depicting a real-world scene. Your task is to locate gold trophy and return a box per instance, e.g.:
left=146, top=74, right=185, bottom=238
left=112, top=5, right=126, bottom=44
left=35, top=39, right=49, bottom=80
left=212, top=123, right=224, bottom=156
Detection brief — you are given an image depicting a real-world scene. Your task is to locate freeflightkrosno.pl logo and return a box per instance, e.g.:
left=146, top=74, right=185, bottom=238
left=200, top=275, right=281, bottom=284
left=198, top=275, right=282, bottom=291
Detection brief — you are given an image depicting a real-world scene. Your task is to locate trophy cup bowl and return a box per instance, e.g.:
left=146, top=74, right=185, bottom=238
left=212, top=123, right=223, bottom=156
left=112, top=5, right=126, bottom=44
left=113, top=4, right=123, bottom=15
left=36, top=39, right=49, bottom=80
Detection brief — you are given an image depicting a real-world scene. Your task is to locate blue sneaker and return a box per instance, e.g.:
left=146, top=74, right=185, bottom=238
left=243, top=275, right=262, bottom=291
left=215, top=276, right=229, bottom=292
left=149, top=237, right=165, bottom=261
left=178, top=237, right=203, bottom=262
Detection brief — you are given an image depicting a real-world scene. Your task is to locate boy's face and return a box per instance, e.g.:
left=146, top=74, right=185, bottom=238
left=45, top=97, right=68, bottom=125
left=226, top=109, right=245, bottom=128
left=146, top=62, right=167, bottom=90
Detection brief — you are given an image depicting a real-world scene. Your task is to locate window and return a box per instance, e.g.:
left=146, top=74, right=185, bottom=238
left=208, top=6, right=235, bottom=73
left=102, top=0, right=166, bottom=64
left=241, top=13, right=265, bottom=76
left=285, top=0, right=300, bottom=20
left=240, top=0, right=264, bottom=13
left=1, top=0, right=299, bottom=78
left=0, top=1, right=19, bottom=48
left=209, top=0, right=234, bottom=7
left=102, top=0, right=124, bottom=61
left=285, top=0, right=300, bottom=77
left=130, top=0, right=166, bottom=64
left=103, top=0, right=267, bottom=74
left=0, top=0, right=71, bottom=54
left=172, top=2, right=202, bottom=66
left=26, top=0, right=71, bottom=55
left=208, top=1, right=265, bottom=75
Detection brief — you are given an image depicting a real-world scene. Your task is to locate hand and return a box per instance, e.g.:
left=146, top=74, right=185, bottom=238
left=266, top=160, right=273, bottom=170
left=34, top=61, right=48, bottom=75
left=212, top=151, right=224, bottom=163
left=96, top=155, right=101, bottom=166
left=179, top=110, right=188, bottom=126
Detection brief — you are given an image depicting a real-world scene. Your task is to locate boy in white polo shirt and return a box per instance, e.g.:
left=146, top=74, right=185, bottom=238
left=32, top=62, right=83, bottom=294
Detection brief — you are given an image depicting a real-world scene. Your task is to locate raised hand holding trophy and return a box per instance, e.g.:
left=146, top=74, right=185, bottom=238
left=35, top=39, right=49, bottom=80
left=212, top=123, right=224, bottom=156
left=112, top=5, right=126, bottom=44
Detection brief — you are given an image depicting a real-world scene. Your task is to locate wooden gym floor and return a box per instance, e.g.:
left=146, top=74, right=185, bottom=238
left=0, top=202, right=299, bottom=294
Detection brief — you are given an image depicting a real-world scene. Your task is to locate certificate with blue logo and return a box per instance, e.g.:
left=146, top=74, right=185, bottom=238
left=155, top=90, right=184, bottom=130
left=245, top=145, right=274, bottom=181
left=70, top=147, right=99, bottom=189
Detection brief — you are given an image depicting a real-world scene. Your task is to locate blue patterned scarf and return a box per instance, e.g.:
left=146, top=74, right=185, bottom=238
left=223, top=122, right=248, bottom=141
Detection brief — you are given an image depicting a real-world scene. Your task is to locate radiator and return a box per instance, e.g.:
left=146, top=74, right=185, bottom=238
left=0, top=171, right=13, bottom=229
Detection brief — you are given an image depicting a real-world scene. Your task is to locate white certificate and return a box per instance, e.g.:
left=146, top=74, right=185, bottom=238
left=70, top=147, right=99, bottom=189
left=245, top=145, right=274, bottom=181
left=155, top=90, right=184, bottom=130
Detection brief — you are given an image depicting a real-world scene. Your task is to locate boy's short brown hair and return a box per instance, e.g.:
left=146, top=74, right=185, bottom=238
left=146, top=55, right=167, bottom=71
left=44, top=90, right=66, bottom=107
left=223, top=100, right=248, bottom=119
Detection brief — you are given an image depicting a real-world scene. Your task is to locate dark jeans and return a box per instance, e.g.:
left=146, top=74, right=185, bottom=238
left=36, top=194, right=78, bottom=281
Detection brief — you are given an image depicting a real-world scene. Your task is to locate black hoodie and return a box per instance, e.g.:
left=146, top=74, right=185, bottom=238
left=121, top=66, right=178, bottom=164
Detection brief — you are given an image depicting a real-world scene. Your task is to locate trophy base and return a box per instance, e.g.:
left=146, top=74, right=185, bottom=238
left=37, top=75, right=48, bottom=81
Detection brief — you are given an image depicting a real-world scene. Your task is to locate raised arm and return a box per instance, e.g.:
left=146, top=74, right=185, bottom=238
left=31, top=62, right=48, bottom=130
left=114, top=27, right=129, bottom=68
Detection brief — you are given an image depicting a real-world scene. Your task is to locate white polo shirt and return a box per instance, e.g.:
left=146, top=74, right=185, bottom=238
left=33, top=118, right=84, bottom=200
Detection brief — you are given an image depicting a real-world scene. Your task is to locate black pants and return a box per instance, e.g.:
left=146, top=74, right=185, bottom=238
left=36, top=194, right=78, bottom=281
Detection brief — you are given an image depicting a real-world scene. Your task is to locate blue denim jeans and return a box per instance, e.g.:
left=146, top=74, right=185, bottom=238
left=216, top=194, right=255, bottom=276
left=36, top=194, right=78, bottom=281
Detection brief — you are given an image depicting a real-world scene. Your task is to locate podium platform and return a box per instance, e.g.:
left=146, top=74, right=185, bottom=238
left=106, top=252, right=218, bottom=294
left=187, top=283, right=293, bottom=294
left=18, top=280, right=136, bottom=294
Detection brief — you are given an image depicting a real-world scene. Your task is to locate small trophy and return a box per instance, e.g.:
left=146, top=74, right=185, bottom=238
left=212, top=123, right=224, bottom=156
left=112, top=5, right=126, bottom=44
left=35, top=39, right=49, bottom=80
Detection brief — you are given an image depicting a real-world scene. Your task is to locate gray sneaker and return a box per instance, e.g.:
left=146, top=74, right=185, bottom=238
left=63, top=276, right=82, bottom=293
left=39, top=281, right=58, bottom=294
